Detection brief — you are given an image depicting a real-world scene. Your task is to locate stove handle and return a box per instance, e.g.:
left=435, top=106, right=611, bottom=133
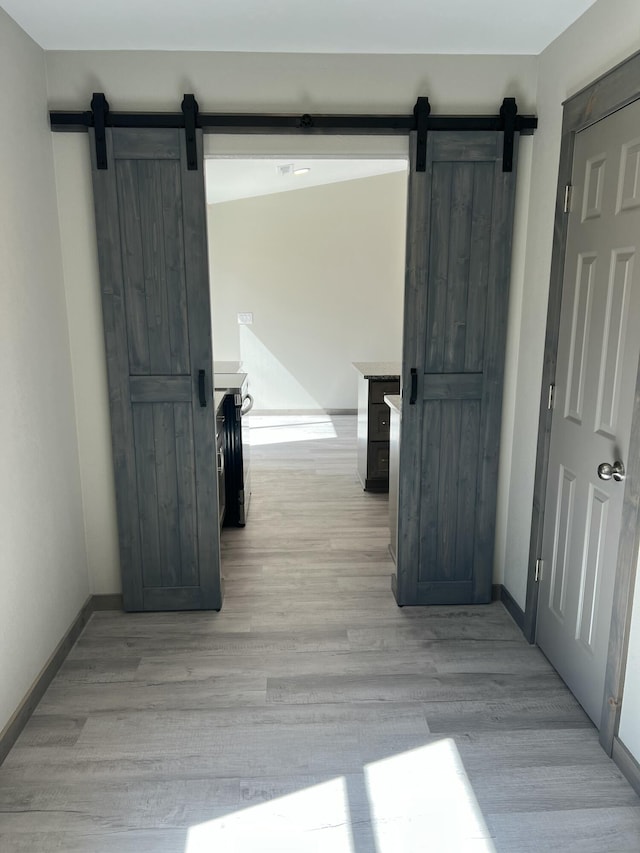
left=241, top=393, right=254, bottom=416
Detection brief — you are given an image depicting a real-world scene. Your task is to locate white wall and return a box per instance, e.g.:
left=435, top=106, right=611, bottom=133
left=493, top=134, right=533, bottom=590
left=208, top=172, right=407, bottom=411
left=499, top=0, right=640, bottom=763
left=46, top=50, right=537, bottom=595
left=45, top=52, right=537, bottom=114
left=52, top=135, right=121, bottom=593
left=0, top=10, right=89, bottom=734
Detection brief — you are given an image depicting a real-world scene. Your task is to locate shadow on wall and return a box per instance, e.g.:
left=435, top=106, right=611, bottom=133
left=208, top=171, right=407, bottom=412
left=239, top=325, right=325, bottom=411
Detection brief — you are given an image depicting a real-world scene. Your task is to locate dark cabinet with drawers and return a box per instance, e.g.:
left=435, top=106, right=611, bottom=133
left=353, top=363, right=401, bottom=492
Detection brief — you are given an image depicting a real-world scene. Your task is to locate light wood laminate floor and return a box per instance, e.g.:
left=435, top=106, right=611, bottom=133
left=1, top=414, right=639, bottom=851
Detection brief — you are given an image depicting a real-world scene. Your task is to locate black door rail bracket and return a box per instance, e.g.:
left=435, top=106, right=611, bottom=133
left=181, top=94, right=199, bottom=170
left=414, top=97, right=432, bottom=173
left=500, top=97, right=518, bottom=173
left=90, top=92, right=109, bottom=170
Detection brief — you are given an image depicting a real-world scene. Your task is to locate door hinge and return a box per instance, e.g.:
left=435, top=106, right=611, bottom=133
left=563, top=184, right=573, bottom=214
left=547, top=383, right=555, bottom=411
left=535, top=559, right=543, bottom=582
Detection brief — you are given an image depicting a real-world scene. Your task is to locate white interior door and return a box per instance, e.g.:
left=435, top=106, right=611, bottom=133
left=537, top=98, right=640, bottom=725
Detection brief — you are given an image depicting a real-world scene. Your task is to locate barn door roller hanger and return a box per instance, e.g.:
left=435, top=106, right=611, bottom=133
left=412, top=96, right=522, bottom=172
left=51, top=93, right=537, bottom=173
left=86, top=92, right=200, bottom=171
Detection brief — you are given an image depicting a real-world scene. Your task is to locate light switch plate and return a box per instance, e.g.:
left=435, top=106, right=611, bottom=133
left=237, top=312, right=253, bottom=325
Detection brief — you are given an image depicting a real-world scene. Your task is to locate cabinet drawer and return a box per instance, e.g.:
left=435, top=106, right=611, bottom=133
left=369, top=403, right=391, bottom=441
left=369, top=378, right=400, bottom=404
left=368, top=442, right=390, bottom=479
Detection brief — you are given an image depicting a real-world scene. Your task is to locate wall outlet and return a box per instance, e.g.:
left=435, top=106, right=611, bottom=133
left=237, top=312, right=253, bottom=325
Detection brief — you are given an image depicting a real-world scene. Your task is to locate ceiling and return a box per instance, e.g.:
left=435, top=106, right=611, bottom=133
left=205, top=158, right=408, bottom=205
left=3, top=0, right=598, bottom=53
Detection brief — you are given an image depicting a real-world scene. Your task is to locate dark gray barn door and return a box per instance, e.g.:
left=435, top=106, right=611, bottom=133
left=90, top=128, right=222, bottom=611
left=394, top=130, right=518, bottom=605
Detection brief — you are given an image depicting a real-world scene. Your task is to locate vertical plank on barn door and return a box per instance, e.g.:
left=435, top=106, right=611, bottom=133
left=90, top=127, right=222, bottom=611
left=394, top=130, right=518, bottom=605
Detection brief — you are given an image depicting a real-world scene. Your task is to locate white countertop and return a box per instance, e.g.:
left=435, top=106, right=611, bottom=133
left=214, top=372, right=248, bottom=395
left=384, top=394, right=402, bottom=414
left=352, top=361, right=401, bottom=380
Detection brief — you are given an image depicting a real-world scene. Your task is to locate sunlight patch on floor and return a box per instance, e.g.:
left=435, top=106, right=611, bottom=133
left=248, top=415, right=338, bottom=446
left=184, top=739, right=495, bottom=852
left=364, top=739, right=496, bottom=852
left=184, top=776, right=355, bottom=852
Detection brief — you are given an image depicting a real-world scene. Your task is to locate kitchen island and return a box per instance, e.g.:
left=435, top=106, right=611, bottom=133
left=352, top=362, right=401, bottom=491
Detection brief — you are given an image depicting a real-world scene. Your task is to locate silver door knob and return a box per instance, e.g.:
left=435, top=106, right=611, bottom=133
left=597, top=460, right=625, bottom=482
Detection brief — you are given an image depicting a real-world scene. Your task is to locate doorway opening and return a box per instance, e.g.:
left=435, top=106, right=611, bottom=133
left=203, top=136, right=409, bottom=570
left=204, top=136, right=408, bottom=415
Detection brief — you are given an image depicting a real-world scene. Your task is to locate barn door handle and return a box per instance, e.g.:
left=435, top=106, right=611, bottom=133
left=198, top=369, right=207, bottom=407
left=409, top=368, right=418, bottom=404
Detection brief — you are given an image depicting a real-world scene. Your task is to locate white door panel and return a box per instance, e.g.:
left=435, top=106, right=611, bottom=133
left=537, top=99, right=640, bottom=725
